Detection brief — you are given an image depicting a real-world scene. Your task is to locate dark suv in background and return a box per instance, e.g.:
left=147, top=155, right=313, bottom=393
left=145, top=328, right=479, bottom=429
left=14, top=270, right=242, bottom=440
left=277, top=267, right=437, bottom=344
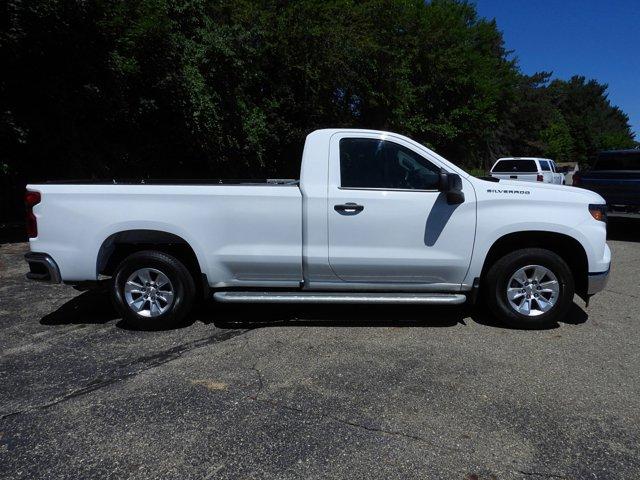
left=573, top=149, right=640, bottom=217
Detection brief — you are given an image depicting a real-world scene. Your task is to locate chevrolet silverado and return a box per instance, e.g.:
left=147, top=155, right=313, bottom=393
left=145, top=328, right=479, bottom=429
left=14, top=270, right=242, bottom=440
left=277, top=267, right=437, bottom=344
left=24, top=129, right=610, bottom=329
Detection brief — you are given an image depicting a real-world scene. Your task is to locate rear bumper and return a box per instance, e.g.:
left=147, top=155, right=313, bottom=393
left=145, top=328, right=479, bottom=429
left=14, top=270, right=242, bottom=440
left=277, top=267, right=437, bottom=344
left=587, top=269, right=609, bottom=295
left=607, top=208, right=640, bottom=219
left=24, top=252, right=62, bottom=284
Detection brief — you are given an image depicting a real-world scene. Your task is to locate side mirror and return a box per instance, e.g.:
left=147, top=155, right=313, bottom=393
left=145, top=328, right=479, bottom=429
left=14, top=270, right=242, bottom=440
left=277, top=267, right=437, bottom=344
left=438, top=172, right=465, bottom=205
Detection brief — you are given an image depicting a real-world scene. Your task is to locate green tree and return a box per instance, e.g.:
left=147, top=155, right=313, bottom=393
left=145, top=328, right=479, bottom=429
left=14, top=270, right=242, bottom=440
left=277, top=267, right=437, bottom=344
left=547, top=76, right=635, bottom=162
left=0, top=0, right=636, bottom=222
left=540, top=110, right=574, bottom=162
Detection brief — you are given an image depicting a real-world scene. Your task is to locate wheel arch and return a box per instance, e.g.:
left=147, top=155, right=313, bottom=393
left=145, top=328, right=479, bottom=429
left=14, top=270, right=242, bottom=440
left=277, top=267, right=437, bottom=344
left=480, top=231, right=589, bottom=299
left=97, top=229, right=207, bottom=296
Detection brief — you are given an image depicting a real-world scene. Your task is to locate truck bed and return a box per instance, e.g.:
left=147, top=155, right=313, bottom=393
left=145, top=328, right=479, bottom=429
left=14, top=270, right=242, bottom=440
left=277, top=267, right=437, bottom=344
left=42, top=178, right=299, bottom=186
left=27, top=182, right=304, bottom=284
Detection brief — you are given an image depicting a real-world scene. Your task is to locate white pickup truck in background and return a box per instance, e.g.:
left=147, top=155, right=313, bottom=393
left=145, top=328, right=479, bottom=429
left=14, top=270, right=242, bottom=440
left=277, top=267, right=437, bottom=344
left=490, top=157, right=565, bottom=184
left=25, top=129, right=610, bottom=329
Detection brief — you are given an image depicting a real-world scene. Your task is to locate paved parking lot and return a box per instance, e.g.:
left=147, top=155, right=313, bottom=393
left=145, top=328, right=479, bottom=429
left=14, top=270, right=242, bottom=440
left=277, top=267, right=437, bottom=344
left=1, top=219, right=639, bottom=479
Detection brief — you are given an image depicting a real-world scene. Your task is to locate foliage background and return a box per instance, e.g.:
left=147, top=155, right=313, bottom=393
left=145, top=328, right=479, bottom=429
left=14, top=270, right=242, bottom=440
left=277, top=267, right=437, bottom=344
left=1, top=0, right=636, bottom=221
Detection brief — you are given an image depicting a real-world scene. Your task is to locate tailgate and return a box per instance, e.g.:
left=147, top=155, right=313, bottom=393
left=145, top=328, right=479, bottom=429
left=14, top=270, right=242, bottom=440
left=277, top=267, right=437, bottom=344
left=490, top=173, right=538, bottom=182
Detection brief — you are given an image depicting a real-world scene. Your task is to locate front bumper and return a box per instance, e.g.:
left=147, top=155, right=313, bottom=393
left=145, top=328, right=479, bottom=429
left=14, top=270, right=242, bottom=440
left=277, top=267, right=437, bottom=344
left=587, top=268, right=610, bottom=295
left=24, top=252, right=62, bottom=283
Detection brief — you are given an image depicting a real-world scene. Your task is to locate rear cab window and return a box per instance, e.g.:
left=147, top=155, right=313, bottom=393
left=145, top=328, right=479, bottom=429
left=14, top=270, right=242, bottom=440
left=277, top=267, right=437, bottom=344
left=491, top=159, right=538, bottom=173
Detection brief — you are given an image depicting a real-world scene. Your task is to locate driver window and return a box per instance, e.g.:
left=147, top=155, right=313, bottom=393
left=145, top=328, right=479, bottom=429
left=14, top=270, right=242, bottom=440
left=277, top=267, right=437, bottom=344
left=340, top=138, right=440, bottom=190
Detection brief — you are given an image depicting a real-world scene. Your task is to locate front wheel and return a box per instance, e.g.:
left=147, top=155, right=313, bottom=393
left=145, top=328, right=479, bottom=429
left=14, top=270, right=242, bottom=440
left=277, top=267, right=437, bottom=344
left=111, top=250, right=196, bottom=329
left=485, top=248, right=574, bottom=329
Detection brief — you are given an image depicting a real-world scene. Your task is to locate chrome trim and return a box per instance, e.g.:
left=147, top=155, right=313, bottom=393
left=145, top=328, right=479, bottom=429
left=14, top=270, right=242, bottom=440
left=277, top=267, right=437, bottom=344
left=214, top=291, right=467, bottom=305
left=506, top=264, right=560, bottom=317
left=24, top=252, right=62, bottom=283
left=588, top=269, right=610, bottom=295
left=607, top=211, right=640, bottom=219
left=124, top=267, right=174, bottom=318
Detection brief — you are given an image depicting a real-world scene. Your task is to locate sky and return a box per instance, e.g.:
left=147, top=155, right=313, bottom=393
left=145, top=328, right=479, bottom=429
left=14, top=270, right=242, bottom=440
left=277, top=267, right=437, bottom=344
left=474, top=0, right=640, bottom=138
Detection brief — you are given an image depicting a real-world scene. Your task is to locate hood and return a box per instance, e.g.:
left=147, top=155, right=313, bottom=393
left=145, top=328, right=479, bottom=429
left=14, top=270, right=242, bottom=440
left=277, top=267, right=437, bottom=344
left=477, top=178, right=606, bottom=204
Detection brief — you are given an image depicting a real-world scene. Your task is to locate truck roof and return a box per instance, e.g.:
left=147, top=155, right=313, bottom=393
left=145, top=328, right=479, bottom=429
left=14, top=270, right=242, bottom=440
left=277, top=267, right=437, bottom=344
left=495, top=157, right=554, bottom=162
left=598, top=149, right=640, bottom=154
left=305, top=128, right=469, bottom=179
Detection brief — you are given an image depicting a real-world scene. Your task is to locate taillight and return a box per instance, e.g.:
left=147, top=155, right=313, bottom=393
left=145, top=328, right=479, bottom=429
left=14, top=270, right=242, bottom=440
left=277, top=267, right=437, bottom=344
left=572, top=172, right=581, bottom=187
left=25, top=190, right=41, bottom=238
left=536, top=174, right=543, bottom=182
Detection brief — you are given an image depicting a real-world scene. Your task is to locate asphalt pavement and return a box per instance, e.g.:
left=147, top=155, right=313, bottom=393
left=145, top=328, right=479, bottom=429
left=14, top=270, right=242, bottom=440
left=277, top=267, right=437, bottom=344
left=1, top=219, right=639, bottom=479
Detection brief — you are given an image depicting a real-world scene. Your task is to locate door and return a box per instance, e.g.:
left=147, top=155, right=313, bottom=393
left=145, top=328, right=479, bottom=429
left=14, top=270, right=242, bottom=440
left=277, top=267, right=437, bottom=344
left=550, top=161, right=562, bottom=184
left=327, top=134, right=476, bottom=287
left=539, top=160, right=554, bottom=183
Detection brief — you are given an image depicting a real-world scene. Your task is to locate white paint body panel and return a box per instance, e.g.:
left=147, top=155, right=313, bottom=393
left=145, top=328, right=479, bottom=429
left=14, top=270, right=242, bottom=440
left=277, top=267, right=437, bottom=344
left=28, top=129, right=610, bottom=294
left=465, top=179, right=610, bottom=283
left=29, top=184, right=303, bottom=286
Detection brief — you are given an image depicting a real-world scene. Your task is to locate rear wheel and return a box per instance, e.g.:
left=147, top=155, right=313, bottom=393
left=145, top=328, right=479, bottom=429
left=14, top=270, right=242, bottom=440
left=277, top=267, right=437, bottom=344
left=111, top=250, right=196, bottom=329
left=485, top=248, right=574, bottom=329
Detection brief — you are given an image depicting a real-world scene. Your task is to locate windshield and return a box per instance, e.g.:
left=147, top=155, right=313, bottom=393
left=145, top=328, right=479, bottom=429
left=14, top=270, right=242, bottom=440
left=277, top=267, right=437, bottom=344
left=492, top=159, right=537, bottom=173
left=594, top=151, right=640, bottom=171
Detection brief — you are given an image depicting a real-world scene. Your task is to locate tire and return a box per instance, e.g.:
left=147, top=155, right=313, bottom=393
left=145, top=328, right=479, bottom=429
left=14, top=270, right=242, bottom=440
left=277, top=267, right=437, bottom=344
left=485, top=248, right=574, bottom=329
left=111, top=250, right=196, bottom=329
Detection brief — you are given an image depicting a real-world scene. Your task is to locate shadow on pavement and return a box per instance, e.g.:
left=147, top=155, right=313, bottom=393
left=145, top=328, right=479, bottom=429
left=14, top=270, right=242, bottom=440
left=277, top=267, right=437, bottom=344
left=203, top=300, right=588, bottom=331
left=607, top=217, right=640, bottom=243
left=39, top=288, right=589, bottom=332
left=470, top=302, right=588, bottom=330
left=40, top=287, right=119, bottom=326
left=206, top=302, right=466, bottom=329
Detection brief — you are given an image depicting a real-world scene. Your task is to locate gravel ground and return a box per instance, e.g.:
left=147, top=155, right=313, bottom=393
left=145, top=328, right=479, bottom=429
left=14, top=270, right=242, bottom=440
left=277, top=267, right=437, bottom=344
left=1, top=219, right=639, bottom=479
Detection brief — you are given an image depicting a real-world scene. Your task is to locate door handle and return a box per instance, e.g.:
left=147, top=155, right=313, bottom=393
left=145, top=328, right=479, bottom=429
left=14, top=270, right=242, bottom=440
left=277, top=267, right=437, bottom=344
left=334, top=202, right=364, bottom=214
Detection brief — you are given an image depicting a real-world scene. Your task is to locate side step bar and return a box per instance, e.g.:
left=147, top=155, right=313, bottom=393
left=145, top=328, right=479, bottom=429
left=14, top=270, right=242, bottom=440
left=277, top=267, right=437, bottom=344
left=213, top=291, right=467, bottom=305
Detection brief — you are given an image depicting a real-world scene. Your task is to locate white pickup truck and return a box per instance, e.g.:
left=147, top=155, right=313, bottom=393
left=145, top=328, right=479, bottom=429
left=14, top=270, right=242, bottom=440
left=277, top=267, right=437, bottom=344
left=490, top=157, right=565, bottom=184
left=25, top=129, right=610, bottom=329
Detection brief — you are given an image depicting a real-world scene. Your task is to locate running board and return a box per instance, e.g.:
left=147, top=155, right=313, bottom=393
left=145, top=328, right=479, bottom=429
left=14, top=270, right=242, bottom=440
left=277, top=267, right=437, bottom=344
left=213, top=291, right=467, bottom=305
